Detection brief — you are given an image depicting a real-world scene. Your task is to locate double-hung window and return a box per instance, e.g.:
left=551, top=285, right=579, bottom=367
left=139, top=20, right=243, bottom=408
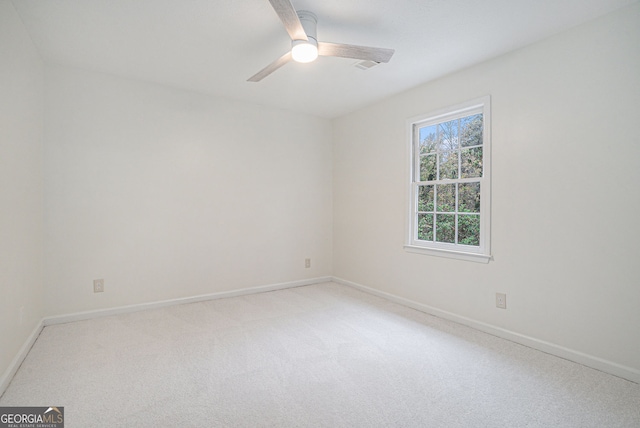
left=406, top=96, right=491, bottom=263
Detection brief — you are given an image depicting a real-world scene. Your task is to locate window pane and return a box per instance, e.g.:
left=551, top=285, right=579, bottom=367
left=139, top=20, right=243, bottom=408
left=418, top=185, right=434, bottom=211
left=438, top=119, right=459, bottom=151
left=419, top=125, right=438, bottom=154
left=419, top=154, right=436, bottom=181
left=458, top=214, right=480, bottom=246
left=417, top=214, right=434, bottom=241
left=436, top=184, right=455, bottom=212
left=460, top=114, right=483, bottom=147
left=461, top=147, right=482, bottom=178
left=435, top=214, right=455, bottom=243
left=458, top=182, right=480, bottom=213
left=438, top=151, right=459, bottom=180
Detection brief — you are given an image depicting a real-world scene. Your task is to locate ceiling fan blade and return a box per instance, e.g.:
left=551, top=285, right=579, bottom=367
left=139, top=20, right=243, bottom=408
left=268, top=0, right=308, bottom=41
left=247, top=51, right=292, bottom=82
left=318, top=42, right=395, bottom=63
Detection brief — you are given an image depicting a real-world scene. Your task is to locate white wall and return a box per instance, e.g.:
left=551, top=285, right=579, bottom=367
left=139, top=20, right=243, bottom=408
left=0, top=0, right=45, bottom=380
left=44, top=65, right=332, bottom=316
left=333, top=3, right=640, bottom=375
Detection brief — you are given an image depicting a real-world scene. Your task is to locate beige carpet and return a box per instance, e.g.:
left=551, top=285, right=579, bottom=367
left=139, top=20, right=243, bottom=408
left=1, top=282, right=639, bottom=427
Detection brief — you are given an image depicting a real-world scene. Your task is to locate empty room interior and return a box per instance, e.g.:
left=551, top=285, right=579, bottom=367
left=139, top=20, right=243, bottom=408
left=1, top=0, right=639, bottom=426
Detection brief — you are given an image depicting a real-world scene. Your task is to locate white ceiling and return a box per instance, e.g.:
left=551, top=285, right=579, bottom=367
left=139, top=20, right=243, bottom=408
left=11, top=0, right=636, bottom=118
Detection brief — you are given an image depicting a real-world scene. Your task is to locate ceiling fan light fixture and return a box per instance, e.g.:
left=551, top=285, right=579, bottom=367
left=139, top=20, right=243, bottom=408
left=246, top=2, right=394, bottom=82
left=291, top=39, right=318, bottom=63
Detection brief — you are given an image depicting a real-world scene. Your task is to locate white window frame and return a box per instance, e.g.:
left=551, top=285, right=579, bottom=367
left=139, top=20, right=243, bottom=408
left=405, top=96, right=492, bottom=263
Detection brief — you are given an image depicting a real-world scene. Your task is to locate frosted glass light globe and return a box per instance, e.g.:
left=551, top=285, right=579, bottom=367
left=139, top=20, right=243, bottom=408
left=291, top=40, right=318, bottom=63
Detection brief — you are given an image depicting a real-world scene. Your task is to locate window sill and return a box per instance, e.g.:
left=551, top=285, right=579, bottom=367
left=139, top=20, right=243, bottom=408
left=404, top=245, right=492, bottom=263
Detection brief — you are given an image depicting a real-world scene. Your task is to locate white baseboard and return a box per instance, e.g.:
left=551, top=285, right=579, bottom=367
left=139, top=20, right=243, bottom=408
left=0, top=320, right=44, bottom=397
left=44, top=276, right=332, bottom=326
left=333, top=277, right=640, bottom=384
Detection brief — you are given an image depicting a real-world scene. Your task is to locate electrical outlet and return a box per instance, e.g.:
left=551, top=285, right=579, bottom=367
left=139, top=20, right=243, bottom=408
left=93, top=279, right=104, bottom=293
left=305, top=258, right=311, bottom=268
left=496, top=293, right=506, bottom=309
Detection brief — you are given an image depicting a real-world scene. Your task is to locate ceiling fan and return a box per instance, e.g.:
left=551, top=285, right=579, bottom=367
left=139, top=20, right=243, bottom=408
left=247, top=0, right=395, bottom=82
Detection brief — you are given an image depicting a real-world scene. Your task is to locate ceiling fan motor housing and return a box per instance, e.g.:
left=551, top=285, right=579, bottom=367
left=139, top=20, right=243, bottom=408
left=296, top=10, right=318, bottom=43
